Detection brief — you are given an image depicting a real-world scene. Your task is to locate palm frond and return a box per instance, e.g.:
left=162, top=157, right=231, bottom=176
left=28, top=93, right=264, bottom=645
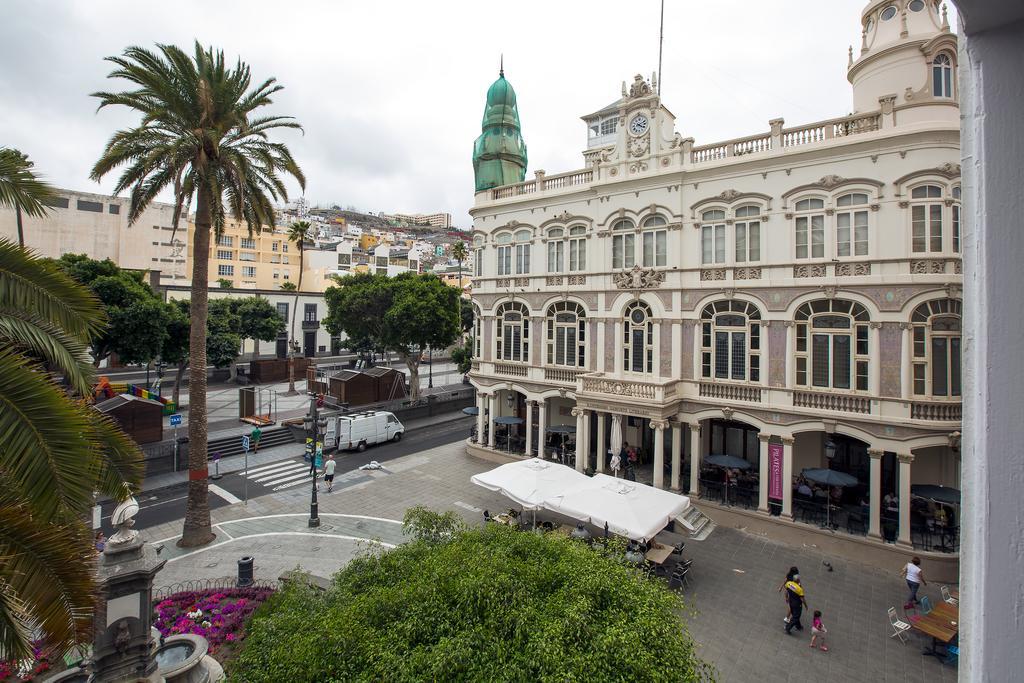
left=0, top=500, right=95, bottom=660
left=0, top=311, right=96, bottom=395
left=0, top=149, right=55, bottom=219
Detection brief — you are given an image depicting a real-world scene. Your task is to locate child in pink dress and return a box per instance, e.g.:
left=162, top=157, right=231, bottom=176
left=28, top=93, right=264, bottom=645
left=810, top=610, right=828, bottom=651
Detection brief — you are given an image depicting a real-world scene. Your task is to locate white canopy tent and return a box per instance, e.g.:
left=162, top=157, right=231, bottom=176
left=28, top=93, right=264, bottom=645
left=471, top=461, right=690, bottom=541
left=547, top=474, right=690, bottom=541
left=470, top=458, right=590, bottom=510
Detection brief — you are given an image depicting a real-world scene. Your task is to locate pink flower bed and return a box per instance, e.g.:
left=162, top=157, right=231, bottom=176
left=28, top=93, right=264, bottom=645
left=0, top=644, right=52, bottom=682
left=153, top=587, right=274, bottom=659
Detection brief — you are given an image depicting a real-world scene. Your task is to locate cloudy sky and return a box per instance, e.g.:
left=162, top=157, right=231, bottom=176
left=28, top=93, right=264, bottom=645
left=1, top=0, right=953, bottom=227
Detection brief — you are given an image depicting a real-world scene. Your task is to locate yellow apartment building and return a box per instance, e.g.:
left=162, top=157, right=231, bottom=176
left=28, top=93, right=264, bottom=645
left=185, top=220, right=309, bottom=291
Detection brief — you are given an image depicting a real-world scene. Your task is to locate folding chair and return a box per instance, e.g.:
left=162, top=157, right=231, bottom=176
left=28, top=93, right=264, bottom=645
left=941, top=585, right=959, bottom=606
left=888, top=607, right=912, bottom=643
left=944, top=645, right=959, bottom=666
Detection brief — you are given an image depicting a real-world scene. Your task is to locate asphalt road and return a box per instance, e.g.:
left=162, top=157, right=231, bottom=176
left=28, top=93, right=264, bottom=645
left=98, top=415, right=474, bottom=536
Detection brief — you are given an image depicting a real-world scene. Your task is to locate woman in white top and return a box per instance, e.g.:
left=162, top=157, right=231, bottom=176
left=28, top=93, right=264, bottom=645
left=901, top=556, right=927, bottom=608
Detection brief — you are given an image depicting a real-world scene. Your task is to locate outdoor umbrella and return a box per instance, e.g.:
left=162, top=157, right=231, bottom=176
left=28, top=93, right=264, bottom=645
left=494, top=415, right=525, bottom=452
left=609, top=415, right=623, bottom=473
left=910, top=484, right=961, bottom=505
left=703, top=454, right=752, bottom=505
left=462, top=406, right=479, bottom=416
left=801, top=468, right=859, bottom=530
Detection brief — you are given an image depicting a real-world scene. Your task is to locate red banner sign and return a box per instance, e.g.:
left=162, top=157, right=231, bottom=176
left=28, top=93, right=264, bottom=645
left=768, top=443, right=784, bottom=500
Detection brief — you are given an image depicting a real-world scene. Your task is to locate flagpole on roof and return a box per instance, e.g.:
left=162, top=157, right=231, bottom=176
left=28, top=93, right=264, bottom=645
left=657, top=0, right=664, bottom=94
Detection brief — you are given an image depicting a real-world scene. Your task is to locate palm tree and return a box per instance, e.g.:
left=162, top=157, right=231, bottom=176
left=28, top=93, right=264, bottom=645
left=285, top=220, right=309, bottom=394
left=451, top=240, right=468, bottom=297
left=0, top=239, right=143, bottom=659
left=0, top=148, right=55, bottom=248
left=91, top=43, right=305, bottom=548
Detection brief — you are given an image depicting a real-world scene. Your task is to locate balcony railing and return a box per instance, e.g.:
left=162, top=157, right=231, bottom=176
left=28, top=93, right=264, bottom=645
left=544, top=367, right=585, bottom=384
left=699, top=382, right=762, bottom=403
left=301, top=319, right=320, bottom=330
left=495, top=363, right=528, bottom=377
left=490, top=169, right=593, bottom=201
left=793, top=390, right=871, bottom=414
left=578, top=373, right=676, bottom=402
left=911, top=401, right=962, bottom=421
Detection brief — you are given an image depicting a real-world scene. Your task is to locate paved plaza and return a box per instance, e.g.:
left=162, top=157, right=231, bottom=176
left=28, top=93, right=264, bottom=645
left=142, top=441, right=959, bottom=682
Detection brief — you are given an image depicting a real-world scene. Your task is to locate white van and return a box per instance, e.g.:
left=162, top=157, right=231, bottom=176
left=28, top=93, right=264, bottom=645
left=322, top=411, right=404, bottom=452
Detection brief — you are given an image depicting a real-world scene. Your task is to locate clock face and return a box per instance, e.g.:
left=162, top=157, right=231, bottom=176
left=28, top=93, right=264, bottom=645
left=629, top=114, right=649, bottom=136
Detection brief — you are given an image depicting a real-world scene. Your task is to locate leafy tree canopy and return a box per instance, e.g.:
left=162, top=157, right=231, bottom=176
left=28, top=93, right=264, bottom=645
left=459, top=297, right=474, bottom=334
left=232, top=296, right=285, bottom=344
left=324, top=273, right=459, bottom=398
left=278, top=281, right=297, bottom=291
left=206, top=298, right=241, bottom=368
left=52, top=254, right=169, bottom=365
left=230, top=508, right=709, bottom=682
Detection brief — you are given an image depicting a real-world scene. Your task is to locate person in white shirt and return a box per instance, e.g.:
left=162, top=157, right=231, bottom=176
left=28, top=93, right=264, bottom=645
left=900, top=556, right=927, bottom=608
left=323, top=454, right=337, bottom=493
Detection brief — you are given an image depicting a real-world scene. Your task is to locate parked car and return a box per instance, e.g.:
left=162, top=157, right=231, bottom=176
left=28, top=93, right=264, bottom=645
left=322, top=410, right=404, bottom=452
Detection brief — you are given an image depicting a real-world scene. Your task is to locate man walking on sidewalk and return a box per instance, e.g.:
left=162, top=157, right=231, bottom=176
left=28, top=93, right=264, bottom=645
left=324, top=454, right=337, bottom=493
left=250, top=425, right=262, bottom=454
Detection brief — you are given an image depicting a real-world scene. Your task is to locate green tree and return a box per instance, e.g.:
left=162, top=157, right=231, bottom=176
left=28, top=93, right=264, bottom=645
left=450, top=340, right=472, bottom=375
left=159, top=298, right=245, bottom=405
left=0, top=240, right=142, bottom=658
left=217, top=278, right=234, bottom=289
left=459, top=297, right=474, bottom=334
left=161, top=299, right=191, bottom=407
left=234, top=296, right=285, bottom=360
left=278, top=281, right=297, bottom=291
left=229, top=512, right=709, bottom=682
left=451, top=238, right=468, bottom=293
left=91, top=42, right=305, bottom=548
left=52, top=254, right=170, bottom=368
left=284, top=221, right=310, bottom=395
left=324, top=273, right=459, bottom=400
left=0, top=148, right=55, bottom=248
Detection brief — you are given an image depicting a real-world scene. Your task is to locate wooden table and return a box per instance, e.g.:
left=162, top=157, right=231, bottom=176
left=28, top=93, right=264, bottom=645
left=949, top=588, right=960, bottom=601
left=912, top=602, right=959, bottom=657
left=645, top=542, right=674, bottom=565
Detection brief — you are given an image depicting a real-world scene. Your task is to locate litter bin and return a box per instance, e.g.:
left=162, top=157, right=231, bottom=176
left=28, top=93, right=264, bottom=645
left=237, top=556, right=254, bottom=588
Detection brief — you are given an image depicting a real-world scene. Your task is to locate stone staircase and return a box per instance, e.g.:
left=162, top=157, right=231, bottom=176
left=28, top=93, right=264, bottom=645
left=206, top=426, right=294, bottom=459
left=676, top=504, right=716, bottom=541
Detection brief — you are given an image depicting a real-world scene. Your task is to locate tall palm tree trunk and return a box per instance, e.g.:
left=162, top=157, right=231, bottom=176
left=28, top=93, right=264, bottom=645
left=287, top=243, right=304, bottom=394
left=179, top=188, right=215, bottom=547
left=15, top=206, right=24, bottom=248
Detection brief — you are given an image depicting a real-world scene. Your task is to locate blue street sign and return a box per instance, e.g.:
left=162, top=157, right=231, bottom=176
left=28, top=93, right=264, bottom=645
left=242, top=435, right=250, bottom=452
left=169, top=414, right=182, bottom=427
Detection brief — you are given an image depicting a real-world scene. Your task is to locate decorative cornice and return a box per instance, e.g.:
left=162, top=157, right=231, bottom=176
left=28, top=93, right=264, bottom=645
left=897, top=453, right=915, bottom=464
left=781, top=176, right=885, bottom=203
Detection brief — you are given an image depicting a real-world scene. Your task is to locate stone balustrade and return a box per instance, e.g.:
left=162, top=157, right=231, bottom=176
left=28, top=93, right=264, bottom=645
left=544, top=367, right=585, bottom=384
left=699, top=382, right=762, bottom=403
left=494, top=362, right=528, bottom=377
left=792, top=390, right=871, bottom=414
left=911, top=401, right=962, bottom=421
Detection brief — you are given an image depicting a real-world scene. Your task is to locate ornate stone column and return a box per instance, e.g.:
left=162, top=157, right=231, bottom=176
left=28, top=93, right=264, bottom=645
left=476, top=392, right=487, bottom=443
left=670, top=421, right=682, bottom=491
left=596, top=412, right=607, bottom=473
left=781, top=436, right=795, bottom=519
left=488, top=393, right=497, bottom=448
left=758, top=433, right=771, bottom=513
left=868, top=448, right=884, bottom=539
left=537, top=399, right=548, bottom=458
left=651, top=419, right=667, bottom=489
left=688, top=422, right=702, bottom=496
left=525, top=400, right=535, bottom=457
left=898, top=453, right=915, bottom=546
left=572, top=408, right=587, bottom=472
left=900, top=323, right=913, bottom=399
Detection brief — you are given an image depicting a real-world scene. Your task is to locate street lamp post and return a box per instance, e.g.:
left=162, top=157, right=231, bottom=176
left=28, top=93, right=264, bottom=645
left=303, top=395, right=326, bottom=528
left=428, top=346, right=433, bottom=389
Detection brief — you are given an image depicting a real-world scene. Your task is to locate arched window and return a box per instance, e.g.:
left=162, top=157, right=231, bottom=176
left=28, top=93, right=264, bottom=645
left=495, top=301, right=529, bottom=362
left=701, top=210, right=726, bottom=264
left=734, top=205, right=761, bottom=262
left=836, top=193, right=869, bottom=257
left=911, top=184, right=943, bottom=253
left=472, top=235, right=484, bottom=277
left=547, top=226, right=587, bottom=273
left=794, top=197, right=825, bottom=259
left=545, top=301, right=586, bottom=367
left=700, top=300, right=762, bottom=382
left=513, top=229, right=531, bottom=275
left=952, top=186, right=961, bottom=253
left=911, top=299, right=962, bottom=397
left=622, top=301, right=653, bottom=373
left=472, top=304, right=482, bottom=357
left=933, top=53, right=952, bottom=98
left=794, top=299, right=870, bottom=391
left=641, top=215, right=668, bottom=267
left=547, top=228, right=564, bottom=273
left=495, top=232, right=512, bottom=275
left=611, top=219, right=635, bottom=269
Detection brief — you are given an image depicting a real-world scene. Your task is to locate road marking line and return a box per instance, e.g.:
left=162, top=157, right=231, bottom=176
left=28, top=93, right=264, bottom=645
left=260, top=470, right=312, bottom=486
left=165, top=532, right=396, bottom=563
left=209, top=484, right=241, bottom=505
left=245, top=459, right=306, bottom=475
left=454, top=501, right=482, bottom=513
left=252, top=465, right=308, bottom=482
left=247, top=461, right=304, bottom=478
left=272, top=477, right=314, bottom=491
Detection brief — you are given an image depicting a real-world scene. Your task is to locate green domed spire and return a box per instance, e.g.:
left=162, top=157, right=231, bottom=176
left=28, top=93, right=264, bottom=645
left=473, top=64, right=528, bottom=192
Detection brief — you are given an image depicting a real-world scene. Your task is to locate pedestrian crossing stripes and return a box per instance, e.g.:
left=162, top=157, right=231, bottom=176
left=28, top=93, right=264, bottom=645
left=242, top=458, right=315, bottom=492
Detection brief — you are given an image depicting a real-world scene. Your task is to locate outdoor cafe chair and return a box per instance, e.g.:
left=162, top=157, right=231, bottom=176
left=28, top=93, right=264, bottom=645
left=906, top=595, right=934, bottom=623
left=668, top=564, right=690, bottom=590
left=941, top=585, right=958, bottom=606
left=888, top=607, right=912, bottom=643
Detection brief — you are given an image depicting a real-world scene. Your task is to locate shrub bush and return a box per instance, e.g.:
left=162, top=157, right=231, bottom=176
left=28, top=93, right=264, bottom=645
left=229, top=519, right=710, bottom=681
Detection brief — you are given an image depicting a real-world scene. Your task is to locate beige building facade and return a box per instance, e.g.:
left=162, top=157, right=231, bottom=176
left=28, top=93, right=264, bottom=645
left=468, top=0, right=961, bottom=566
left=186, top=220, right=303, bottom=291
left=0, top=188, right=186, bottom=279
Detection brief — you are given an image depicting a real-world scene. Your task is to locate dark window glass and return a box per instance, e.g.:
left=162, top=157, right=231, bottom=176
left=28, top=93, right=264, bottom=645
left=43, top=196, right=69, bottom=208
left=77, top=200, right=103, bottom=212
left=932, top=338, right=949, bottom=396
left=715, top=332, right=729, bottom=379
left=108, top=204, right=120, bottom=214
left=833, top=335, right=851, bottom=389
left=812, top=335, right=830, bottom=387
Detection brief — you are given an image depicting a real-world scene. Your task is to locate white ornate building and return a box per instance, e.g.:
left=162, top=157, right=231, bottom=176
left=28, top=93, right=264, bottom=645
left=468, top=0, right=961, bottom=569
